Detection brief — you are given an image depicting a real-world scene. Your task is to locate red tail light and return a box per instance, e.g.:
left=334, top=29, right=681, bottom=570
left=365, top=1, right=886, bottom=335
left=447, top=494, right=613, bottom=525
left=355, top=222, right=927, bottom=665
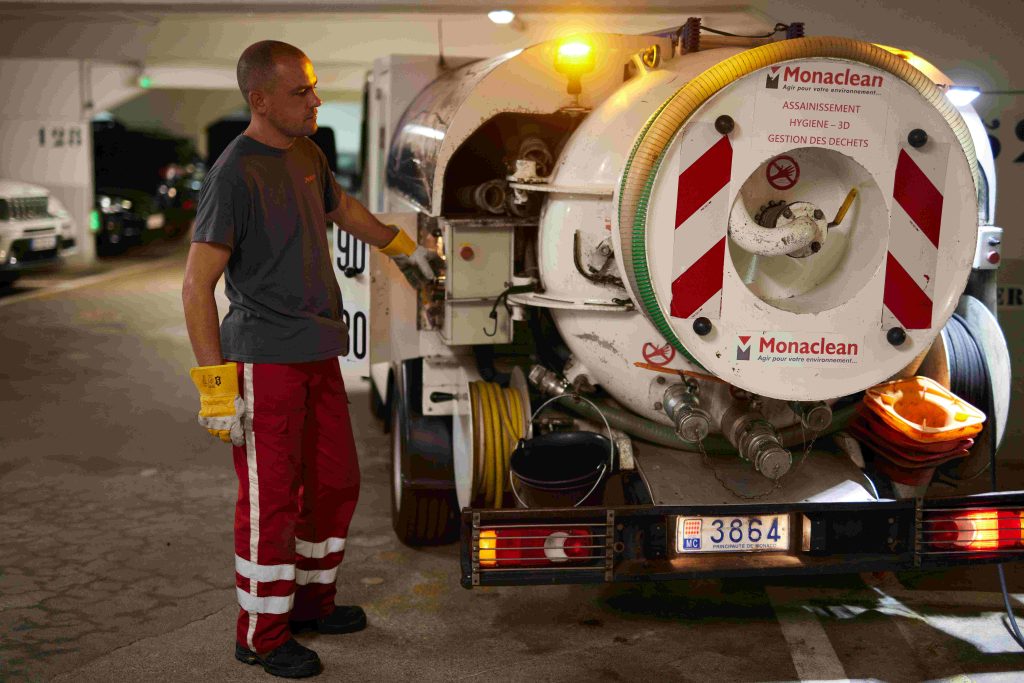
left=182, top=199, right=196, bottom=211
left=478, top=527, right=598, bottom=568
left=925, top=510, right=1024, bottom=551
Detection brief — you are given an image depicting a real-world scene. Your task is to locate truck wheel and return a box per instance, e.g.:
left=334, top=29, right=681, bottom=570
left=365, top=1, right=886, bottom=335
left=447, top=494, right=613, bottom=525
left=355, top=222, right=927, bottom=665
left=390, top=358, right=459, bottom=546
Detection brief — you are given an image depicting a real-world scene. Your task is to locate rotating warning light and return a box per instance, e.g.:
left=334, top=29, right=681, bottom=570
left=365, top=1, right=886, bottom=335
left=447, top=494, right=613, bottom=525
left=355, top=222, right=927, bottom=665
left=946, top=86, right=981, bottom=107
left=555, top=41, right=595, bottom=72
left=555, top=40, right=596, bottom=96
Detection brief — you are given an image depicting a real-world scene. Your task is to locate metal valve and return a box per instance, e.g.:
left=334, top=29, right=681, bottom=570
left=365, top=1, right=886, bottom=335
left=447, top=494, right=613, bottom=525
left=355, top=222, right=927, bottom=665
left=528, top=365, right=570, bottom=396
left=662, top=382, right=712, bottom=442
left=721, top=402, right=792, bottom=480
left=788, top=400, right=833, bottom=431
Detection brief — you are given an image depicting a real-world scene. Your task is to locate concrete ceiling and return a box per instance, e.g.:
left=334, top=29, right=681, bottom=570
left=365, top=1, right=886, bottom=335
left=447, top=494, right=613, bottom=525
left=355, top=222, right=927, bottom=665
left=0, top=0, right=1020, bottom=96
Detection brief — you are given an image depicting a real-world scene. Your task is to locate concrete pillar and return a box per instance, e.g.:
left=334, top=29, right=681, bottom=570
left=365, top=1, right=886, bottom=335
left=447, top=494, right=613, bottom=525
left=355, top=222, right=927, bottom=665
left=0, top=58, right=141, bottom=266
left=0, top=59, right=93, bottom=264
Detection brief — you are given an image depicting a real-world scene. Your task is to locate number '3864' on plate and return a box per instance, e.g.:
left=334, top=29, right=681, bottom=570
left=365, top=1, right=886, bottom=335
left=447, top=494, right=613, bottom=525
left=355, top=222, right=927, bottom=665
left=676, top=515, right=789, bottom=553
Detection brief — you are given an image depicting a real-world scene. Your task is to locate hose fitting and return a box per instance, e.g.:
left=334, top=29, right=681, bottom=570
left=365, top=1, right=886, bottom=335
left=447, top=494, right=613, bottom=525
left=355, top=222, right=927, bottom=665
left=788, top=400, right=833, bottom=431
left=528, top=365, right=570, bottom=396
left=721, top=402, right=792, bottom=480
left=662, top=383, right=712, bottom=442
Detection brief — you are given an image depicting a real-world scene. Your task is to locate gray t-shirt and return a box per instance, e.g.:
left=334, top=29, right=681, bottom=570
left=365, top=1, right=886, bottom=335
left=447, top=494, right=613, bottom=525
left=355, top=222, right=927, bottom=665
left=192, top=134, right=348, bottom=363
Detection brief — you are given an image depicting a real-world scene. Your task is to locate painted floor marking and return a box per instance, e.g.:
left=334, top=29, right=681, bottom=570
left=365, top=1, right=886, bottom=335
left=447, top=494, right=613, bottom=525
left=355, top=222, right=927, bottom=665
left=0, top=254, right=182, bottom=309
left=766, top=585, right=848, bottom=681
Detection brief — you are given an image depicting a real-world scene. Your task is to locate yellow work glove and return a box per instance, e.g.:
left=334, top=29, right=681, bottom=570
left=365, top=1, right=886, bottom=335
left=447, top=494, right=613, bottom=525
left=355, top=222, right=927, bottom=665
left=381, top=227, right=441, bottom=289
left=189, top=362, right=246, bottom=446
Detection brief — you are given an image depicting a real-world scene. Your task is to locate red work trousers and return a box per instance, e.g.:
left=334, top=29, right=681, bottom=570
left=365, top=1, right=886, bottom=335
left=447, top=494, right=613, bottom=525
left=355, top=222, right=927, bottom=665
left=232, top=358, right=360, bottom=653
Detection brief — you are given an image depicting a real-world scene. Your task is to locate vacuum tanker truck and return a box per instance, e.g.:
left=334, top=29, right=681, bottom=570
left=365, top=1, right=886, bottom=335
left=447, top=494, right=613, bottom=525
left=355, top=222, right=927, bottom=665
left=340, top=20, right=1024, bottom=588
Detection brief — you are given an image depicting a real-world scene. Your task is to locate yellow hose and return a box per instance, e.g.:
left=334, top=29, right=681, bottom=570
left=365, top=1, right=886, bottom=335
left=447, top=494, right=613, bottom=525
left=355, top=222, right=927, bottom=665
left=470, top=382, right=491, bottom=505
left=479, top=381, right=496, bottom=506
left=483, top=382, right=502, bottom=507
left=469, top=380, right=527, bottom=509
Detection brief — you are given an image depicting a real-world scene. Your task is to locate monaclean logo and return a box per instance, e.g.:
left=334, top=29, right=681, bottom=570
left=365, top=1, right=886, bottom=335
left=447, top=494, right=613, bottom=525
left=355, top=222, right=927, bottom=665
left=759, top=336, right=860, bottom=356
left=778, top=65, right=884, bottom=88
left=736, top=335, right=751, bottom=361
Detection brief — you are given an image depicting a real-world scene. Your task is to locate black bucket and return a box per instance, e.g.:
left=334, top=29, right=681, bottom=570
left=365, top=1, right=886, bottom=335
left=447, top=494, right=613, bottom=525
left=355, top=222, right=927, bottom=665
left=510, top=431, right=613, bottom=508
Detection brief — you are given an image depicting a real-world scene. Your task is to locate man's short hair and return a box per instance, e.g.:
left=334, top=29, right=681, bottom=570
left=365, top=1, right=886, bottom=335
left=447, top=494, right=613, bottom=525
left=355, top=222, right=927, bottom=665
left=236, top=40, right=307, bottom=102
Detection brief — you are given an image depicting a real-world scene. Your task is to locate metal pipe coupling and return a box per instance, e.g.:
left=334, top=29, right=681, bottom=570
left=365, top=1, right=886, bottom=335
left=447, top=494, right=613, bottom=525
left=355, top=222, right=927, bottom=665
left=720, top=402, right=792, bottom=480
left=662, top=383, right=712, bottom=442
left=788, top=400, right=833, bottom=431
left=456, top=179, right=508, bottom=214
left=728, top=200, right=825, bottom=257
left=528, top=365, right=569, bottom=396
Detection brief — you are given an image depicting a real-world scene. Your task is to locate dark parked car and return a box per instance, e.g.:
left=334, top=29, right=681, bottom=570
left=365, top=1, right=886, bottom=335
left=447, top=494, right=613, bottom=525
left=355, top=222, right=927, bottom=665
left=94, top=188, right=164, bottom=255
left=156, top=163, right=205, bottom=237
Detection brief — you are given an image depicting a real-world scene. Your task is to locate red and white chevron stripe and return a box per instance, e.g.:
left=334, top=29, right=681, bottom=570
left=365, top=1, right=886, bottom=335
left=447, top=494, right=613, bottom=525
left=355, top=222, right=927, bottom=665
left=882, top=144, right=949, bottom=330
left=670, top=126, right=733, bottom=320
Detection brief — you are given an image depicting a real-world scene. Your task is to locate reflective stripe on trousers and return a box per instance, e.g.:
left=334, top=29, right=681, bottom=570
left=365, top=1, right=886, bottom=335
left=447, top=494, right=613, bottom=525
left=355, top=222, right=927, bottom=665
left=233, top=358, right=361, bottom=653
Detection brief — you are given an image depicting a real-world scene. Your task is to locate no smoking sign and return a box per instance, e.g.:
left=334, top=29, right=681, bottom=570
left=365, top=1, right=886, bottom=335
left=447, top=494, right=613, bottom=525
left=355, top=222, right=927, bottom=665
left=766, top=155, right=800, bottom=190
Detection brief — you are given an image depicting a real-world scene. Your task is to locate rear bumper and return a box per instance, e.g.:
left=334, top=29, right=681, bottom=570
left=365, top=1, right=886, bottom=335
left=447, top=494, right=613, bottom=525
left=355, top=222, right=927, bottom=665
left=461, top=491, right=1024, bottom=587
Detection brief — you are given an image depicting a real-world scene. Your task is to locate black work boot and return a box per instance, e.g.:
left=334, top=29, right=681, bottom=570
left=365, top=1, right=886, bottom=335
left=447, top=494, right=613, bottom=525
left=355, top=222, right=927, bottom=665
left=289, top=605, right=367, bottom=635
left=235, top=638, right=321, bottom=678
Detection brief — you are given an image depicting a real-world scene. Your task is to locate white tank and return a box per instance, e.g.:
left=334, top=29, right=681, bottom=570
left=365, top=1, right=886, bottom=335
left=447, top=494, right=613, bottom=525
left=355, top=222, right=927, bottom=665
left=536, top=37, right=981, bottom=427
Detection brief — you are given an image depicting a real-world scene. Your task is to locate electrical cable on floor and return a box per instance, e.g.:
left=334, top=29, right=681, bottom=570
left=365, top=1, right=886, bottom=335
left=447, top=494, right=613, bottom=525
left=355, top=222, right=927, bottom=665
left=946, top=313, right=1024, bottom=649
left=469, top=380, right=525, bottom=509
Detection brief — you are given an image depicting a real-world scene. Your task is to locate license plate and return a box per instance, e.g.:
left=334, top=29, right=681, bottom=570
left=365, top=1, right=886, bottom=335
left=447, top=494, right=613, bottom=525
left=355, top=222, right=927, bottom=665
left=31, top=235, right=58, bottom=251
left=677, top=514, right=790, bottom=553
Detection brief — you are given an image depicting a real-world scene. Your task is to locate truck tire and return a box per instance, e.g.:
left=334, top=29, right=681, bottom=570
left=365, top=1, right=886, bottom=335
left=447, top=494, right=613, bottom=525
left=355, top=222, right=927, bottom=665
left=390, top=358, right=459, bottom=546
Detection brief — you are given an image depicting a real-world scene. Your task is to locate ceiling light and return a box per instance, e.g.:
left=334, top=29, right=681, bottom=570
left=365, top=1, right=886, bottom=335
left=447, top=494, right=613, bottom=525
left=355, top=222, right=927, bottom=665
left=946, top=86, right=981, bottom=107
left=488, top=10, right=516, bottom=25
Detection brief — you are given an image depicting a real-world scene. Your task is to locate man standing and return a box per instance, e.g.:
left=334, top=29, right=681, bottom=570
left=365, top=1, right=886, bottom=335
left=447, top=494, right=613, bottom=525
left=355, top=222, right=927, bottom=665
left=182, top=40, right=434, bottom=678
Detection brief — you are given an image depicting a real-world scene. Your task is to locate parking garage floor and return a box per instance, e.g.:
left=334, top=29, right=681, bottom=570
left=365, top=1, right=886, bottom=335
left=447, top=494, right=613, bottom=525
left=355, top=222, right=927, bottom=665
left=3, top=241, right=1024, bottom=682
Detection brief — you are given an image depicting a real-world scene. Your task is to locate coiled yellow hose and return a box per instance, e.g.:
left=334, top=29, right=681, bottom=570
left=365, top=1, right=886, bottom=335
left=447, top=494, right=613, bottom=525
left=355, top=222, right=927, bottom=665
left=468, top=380, right=525, bottom=508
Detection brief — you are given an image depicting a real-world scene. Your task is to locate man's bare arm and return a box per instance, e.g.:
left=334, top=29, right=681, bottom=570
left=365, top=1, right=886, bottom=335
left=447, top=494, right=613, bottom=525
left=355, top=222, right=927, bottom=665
left=327, top=192, right=398, bottom=247
left=182, top=242, right=232, bottom=367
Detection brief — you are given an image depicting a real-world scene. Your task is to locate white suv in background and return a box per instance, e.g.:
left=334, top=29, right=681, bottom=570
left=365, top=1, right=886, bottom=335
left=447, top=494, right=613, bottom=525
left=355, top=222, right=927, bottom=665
left=0, top=179, right=77, bottom=286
